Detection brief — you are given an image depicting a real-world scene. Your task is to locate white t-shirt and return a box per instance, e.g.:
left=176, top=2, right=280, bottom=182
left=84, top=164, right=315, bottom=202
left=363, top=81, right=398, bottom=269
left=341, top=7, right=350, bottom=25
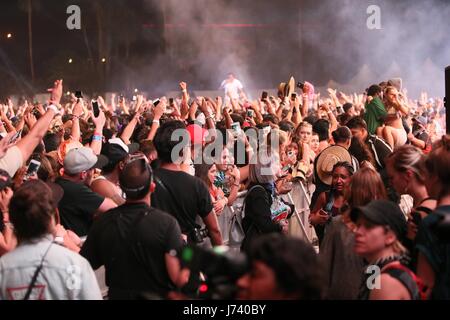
left=220, top=79, right=243, bottom=100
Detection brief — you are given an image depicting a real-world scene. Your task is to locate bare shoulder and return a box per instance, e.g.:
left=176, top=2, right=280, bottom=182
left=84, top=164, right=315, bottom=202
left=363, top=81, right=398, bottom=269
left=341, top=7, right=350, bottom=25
left=369, top=273, right=411, bottom=300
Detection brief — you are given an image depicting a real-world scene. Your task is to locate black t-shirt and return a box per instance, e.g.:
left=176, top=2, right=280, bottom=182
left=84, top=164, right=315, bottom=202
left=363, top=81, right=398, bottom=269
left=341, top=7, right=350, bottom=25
left=80, top=203, right=184, bottom=299
left=56, top=178, right=104, bottom=237
left=151, top=168, right=213, bottom=235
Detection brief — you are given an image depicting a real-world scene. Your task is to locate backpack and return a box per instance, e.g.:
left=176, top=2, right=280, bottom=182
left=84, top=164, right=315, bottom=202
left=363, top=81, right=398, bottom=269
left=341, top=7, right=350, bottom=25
left=228, top=185, right=261, bottom=247
left=382, top=261, right=428, bottom=300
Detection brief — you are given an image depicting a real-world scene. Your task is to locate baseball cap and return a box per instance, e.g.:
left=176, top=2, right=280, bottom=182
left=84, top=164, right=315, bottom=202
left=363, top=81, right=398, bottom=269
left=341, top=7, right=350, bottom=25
left=63, top=147, right=108, bottom=175
left=350, top=200, right=407, bottom=239
left=186, top=124, right=208, bottom=145
left=103, top=138, right=140, bottom=166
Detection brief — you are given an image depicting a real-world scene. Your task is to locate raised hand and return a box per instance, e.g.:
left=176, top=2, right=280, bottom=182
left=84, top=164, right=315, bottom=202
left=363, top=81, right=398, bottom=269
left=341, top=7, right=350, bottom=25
left=48, top=79, right=63, bottom=105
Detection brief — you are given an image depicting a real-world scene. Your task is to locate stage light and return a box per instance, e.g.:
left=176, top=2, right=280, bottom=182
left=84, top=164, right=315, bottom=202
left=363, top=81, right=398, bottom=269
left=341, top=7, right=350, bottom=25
left=6, top=33, right=12, bottom=39
left=101, top=58, right=106, bottom=63
left=134, top=88, right=138, bottom=93
left=68, top=58, right=73, bottom=64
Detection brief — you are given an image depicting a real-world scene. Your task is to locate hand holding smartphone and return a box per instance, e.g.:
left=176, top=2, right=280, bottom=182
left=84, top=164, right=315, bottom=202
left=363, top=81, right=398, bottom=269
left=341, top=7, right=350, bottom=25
left=261, top=91, right=268, bottom=101
left=24, top=159, right=41, bottom=181
left=92, top=100, right=100, bottom=117
left=9, top=129, right=22, bottom=145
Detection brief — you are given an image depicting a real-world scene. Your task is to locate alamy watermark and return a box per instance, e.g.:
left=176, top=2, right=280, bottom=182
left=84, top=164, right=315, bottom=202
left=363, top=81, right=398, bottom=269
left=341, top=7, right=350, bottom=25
left=170, top=127, right=281, bottom=176
left=366, top=265, right=381, bottom=290
left=367, top=5, right=382, bottom=30
left=67, top=5, right=81, bottom=30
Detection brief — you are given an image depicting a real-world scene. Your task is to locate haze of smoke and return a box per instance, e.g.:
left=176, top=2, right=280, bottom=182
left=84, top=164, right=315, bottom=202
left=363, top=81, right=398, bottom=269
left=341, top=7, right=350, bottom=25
left=143, top=0, right=449, bottom=98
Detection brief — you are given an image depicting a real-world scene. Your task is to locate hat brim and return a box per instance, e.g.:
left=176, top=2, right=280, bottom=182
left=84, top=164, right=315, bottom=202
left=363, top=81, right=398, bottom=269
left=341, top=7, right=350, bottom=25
left=315, top=146, right=352, bottom=186
left=92, top=154, right=109, bottom=170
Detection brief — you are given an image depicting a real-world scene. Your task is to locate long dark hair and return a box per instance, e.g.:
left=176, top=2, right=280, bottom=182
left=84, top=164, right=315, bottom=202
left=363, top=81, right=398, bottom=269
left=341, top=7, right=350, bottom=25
left=194, top=163, right=214, bottom=188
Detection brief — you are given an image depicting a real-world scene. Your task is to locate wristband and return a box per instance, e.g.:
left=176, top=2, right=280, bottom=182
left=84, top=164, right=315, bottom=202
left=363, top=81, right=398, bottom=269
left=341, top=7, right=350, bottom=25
left=92, top=135, right=103, bottom=142
left=182, top=89, right=187, bottom=93
left=47, top=104, right=59, bottom=115
left=152, top=119, right=160, bottom=124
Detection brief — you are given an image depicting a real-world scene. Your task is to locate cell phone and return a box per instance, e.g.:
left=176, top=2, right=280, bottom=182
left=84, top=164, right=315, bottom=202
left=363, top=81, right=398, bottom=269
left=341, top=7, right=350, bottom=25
left=153, top=99, right=161, bottom=107
left=231, top=122, right=241, bottom=136
left=291, top=93, right=297, bottom=101
left=91, top=100, right=100, bottom=117
left=169, top=98, right=174, bottom=105
left=247, top=109, right=254, bottom=118
left=75, top=91, right=83, bottom=99
left=26, top=159, right=41, bottom=178
left=297, top=82, right=305, bottom=90
left=132, top=95, right=137, bottom=102
left=261, top=91, right=268, bottom=101
left=9, top=129, right=22, bottom=144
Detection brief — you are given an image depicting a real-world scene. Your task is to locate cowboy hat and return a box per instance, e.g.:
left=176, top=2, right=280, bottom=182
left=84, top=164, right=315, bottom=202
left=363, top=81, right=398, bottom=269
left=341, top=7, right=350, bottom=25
left=314, top=145, right=352, bottom=186
left=277, top=76, right=295, bottom=99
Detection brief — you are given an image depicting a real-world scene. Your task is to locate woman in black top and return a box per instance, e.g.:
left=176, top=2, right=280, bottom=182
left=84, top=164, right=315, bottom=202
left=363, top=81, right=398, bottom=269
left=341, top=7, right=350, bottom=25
left=241, top=156, right=288, bottom=251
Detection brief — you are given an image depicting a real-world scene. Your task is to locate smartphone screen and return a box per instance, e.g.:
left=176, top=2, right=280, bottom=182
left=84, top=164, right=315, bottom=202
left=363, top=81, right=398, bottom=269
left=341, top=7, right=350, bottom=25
left=247, top=110, right=254, bottom=118
left=92, top=100, right=100, bottom=117
left=169, top=98, right=174, bottom=105
left=261, top=91, right=268, bottom=101
left=231, top=122, right=241, bottom=136
left=153, top=99, right=161, bottom=107
left=26, top=160, right=41, bottom=177
left=291, top=93, right=297, bottom=101
left=9, top=129, right=22, bottom=144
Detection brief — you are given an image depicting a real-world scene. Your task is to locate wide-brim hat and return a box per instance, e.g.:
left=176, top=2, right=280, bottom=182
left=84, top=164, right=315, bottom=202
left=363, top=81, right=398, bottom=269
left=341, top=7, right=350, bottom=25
left=315, top=145, right=352, bottom=186
left=277, top=76, right=295, bottom=98
left=387, top=78, right=403, bottom=91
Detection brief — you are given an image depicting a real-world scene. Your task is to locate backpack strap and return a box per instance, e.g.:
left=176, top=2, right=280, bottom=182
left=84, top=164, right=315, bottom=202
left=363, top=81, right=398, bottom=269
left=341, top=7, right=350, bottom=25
left=415, top=206, right=433, bottom=215
left=382, top=262, right=427, bottom=300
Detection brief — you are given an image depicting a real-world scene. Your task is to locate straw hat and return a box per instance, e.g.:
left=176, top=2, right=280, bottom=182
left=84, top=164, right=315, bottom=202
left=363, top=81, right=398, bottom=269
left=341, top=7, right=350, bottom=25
left=314, top=145, right=352, bottom=186
left=277, top=76, right=296, bottom=99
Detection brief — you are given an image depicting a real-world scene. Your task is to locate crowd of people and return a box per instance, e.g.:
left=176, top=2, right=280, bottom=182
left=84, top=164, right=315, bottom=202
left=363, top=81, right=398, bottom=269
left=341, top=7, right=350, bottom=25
left=0, top=75, right=448, bottom=300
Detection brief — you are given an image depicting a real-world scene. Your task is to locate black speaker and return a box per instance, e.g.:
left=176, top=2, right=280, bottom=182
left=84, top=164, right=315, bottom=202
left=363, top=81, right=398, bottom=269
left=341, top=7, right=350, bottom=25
left=446, top=66, right=450, bottom=134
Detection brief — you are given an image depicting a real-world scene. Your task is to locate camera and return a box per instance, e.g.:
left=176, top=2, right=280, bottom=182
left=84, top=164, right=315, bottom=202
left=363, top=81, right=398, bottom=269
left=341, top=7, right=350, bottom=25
left=297, top=82, right=305, bottom=90
left=179, top=245, right=249, bottom=299
left=189, top=227, right=209, bottom=244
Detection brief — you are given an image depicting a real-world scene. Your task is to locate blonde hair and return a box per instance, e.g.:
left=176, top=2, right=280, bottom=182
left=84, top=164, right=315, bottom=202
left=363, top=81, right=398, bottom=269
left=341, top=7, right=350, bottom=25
left=386, top=145, right=425, bottom=184
left=392, top=240, right=408, bottom=256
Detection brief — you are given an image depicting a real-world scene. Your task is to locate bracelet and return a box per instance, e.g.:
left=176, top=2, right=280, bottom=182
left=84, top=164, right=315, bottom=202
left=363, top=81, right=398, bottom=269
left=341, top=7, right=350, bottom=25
left=92, top=135, right=103, bottom=142
left=181, top=89, right=187, bottom=93
left=47, top=104, right=59, bottom=115
left=152, top=119, right=160, bottom=124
